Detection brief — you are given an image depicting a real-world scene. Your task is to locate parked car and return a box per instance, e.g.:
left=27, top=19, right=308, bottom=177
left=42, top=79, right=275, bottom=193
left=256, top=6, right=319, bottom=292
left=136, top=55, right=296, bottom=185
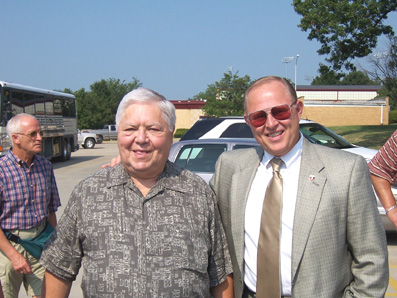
left=78, top=130, right=98, bottom=149
left=169, top=138, right=260, bottom=183
left=83, top=124, right=117, bottom=143
left=181, top=117, right=377, bottom=162
left=174, top=118, right=396, bottom=232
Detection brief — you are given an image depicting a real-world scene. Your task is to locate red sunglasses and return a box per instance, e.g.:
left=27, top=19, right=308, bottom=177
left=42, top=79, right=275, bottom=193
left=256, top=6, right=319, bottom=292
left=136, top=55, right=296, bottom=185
left=248, top=103, right=296, bottom=128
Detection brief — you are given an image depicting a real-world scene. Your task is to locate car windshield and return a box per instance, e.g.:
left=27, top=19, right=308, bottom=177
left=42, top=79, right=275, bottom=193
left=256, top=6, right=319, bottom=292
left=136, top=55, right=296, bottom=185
left=299, top=123, right=354, bottom=149
left=180, top=118, right=225, bottom=140
left=220, top=123, right=254, bottom=138
left=174, top=144, right=227, bottom=172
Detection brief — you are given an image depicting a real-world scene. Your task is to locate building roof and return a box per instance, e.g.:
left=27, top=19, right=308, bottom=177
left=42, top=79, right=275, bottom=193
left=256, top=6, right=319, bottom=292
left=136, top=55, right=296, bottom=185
left=170, top=100, right=206, bottom=109
left=297, top=85, right=382, bottom=92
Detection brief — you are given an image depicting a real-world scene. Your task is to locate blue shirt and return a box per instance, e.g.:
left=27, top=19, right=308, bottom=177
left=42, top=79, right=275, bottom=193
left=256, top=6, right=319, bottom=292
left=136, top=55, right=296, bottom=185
left=0, top=150, right=61, bottom=229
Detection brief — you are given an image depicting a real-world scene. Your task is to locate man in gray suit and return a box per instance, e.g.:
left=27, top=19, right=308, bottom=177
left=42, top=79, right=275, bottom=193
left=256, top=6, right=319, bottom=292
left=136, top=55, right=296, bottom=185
left=210, top=76, right=388, bottom=298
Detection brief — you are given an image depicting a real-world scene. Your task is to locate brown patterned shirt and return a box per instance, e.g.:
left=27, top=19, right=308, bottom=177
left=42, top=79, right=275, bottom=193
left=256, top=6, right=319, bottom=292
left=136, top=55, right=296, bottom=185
left=40, top=161, right=232, bottom=297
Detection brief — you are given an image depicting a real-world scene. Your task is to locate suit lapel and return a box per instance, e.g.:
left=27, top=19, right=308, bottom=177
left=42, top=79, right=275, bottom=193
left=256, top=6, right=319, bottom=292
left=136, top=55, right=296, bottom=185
left=230, top=148, right=263, bottom=272
left=291, top=140, right=327, bottom=280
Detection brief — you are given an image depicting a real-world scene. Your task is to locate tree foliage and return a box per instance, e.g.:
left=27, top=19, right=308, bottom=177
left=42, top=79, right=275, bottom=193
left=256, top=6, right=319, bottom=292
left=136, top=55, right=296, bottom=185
left=191, top=70, right=251, bottom=117
left=312, top=65, right=378, bottom=85
left=365, top=36, right=397, bottom=109
left=312, top=65, right=344, bottom=85
left=74, top=78, right=142, bottom=129
left=293, top=0, right=397, bottom=71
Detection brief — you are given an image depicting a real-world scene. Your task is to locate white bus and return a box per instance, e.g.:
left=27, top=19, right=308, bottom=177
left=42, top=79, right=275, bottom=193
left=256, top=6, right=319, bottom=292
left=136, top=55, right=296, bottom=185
left=0, top=81, right=78, bottom=161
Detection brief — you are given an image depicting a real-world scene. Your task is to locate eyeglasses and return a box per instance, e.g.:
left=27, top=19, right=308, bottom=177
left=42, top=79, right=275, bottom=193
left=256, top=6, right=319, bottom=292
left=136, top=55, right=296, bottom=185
left=247, top=103, right=296, bottom=127
left=16, top=130, right=44, bottom=139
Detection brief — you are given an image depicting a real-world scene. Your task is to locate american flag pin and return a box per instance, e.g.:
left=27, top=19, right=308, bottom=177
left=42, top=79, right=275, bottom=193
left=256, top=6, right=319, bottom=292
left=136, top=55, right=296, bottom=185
left=309, top=175, right=315, bottom=181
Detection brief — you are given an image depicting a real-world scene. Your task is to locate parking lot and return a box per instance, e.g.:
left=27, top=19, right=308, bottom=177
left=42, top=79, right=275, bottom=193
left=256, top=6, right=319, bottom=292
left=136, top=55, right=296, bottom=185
left=18, top=141, right=397, bottom=297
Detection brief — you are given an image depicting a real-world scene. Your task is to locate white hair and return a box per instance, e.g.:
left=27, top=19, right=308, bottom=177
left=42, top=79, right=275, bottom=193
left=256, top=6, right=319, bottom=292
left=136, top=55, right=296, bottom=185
left=115, top=87, right=176, bottom=131
left=6, top=113, right=38, bottom=141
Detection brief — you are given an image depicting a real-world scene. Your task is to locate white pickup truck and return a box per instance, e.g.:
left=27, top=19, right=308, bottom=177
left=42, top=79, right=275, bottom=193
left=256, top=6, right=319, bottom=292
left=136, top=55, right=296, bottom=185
left=83, top=125, right=117, bottom=143
left=77, top=130, right=98, bottom=149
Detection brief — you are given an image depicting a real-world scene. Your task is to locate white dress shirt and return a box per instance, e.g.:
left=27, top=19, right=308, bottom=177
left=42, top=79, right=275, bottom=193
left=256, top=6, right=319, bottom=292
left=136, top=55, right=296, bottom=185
left=244, top=135, right=303, bottom=295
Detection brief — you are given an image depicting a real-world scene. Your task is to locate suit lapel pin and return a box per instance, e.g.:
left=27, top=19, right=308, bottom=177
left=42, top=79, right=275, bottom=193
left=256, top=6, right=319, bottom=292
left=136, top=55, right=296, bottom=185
left=309, top=175, right=315, bottom=181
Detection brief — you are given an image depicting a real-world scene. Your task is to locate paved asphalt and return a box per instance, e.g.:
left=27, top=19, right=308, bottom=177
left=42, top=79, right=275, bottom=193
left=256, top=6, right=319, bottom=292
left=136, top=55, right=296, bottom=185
left=17, top=141, right=397, bottom=297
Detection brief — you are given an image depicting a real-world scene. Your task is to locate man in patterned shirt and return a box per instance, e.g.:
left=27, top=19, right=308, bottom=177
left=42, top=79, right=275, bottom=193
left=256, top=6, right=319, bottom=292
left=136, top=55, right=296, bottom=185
left=369, top=130, right=397, bottom=230
left=0, top=113, right=61, bottom=298
left=40, top=87, right=233, bottom=297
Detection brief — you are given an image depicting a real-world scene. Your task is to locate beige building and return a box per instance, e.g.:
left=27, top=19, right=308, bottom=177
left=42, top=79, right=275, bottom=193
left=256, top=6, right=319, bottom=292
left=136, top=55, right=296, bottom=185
left=171, top=85, right=389, bottom=130
left=297, top=85, right=388, bottom=127
left=170, top=100, right=206, bottom=131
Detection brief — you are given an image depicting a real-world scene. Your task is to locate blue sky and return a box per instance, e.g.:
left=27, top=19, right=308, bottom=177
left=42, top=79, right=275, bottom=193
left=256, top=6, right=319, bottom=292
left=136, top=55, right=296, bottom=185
left=2, top=1, right=396, bottom=100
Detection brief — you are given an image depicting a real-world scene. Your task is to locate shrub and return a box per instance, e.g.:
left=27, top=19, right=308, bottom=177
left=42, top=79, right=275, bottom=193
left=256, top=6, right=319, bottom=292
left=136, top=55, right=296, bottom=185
left=174, top=128, right=188, bottom=138
left=390, top=111, right=397, bottom=124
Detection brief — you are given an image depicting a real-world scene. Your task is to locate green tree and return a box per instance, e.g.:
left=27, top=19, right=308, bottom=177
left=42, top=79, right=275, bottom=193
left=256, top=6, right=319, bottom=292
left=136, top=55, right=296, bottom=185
left=191, top=70, right=251, bottom=116
left=293, top=0, right=396, bottom=71
left=312, top=66, right=378, bottom=85
left=312, top=65, right=343, bottom=85
left=75, top=77, right=142, bottom=129
left=340, top=71, right=377, bottom=85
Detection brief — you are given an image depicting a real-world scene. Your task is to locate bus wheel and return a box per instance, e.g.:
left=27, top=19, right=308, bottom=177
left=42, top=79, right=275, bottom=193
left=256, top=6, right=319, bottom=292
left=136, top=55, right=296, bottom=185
left=61, top=140, right=71, bottom=161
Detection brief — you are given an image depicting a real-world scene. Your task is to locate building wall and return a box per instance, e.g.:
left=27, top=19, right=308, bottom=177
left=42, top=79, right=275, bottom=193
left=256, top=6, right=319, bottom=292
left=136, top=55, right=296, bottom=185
left=175, top=109, right=205, bottom=130
left=301, top=97, right=389, bottom=126
left=302, top=105, right=388, bottom=126
left=171, top=87, right=389, bottom=130
left=297, top=90, right=379, bottom=101
left=171, top=100, right=206, bottom=130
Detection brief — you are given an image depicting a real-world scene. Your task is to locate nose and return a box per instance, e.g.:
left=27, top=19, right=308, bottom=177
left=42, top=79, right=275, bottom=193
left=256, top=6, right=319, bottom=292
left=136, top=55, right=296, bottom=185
left=135, top=129, right=148, bottom=143
left=265, top=113, right=279, bottom=128
left=36, top=132, right=43, bottom=140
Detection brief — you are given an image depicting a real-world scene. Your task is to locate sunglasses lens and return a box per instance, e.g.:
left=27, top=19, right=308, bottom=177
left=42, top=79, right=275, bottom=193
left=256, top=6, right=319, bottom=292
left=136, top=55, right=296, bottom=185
left=271, top=105, right=291, bottom=120
left=249, top=104, right=293, bottom=127
left=249, top=111, right=267, bottom=127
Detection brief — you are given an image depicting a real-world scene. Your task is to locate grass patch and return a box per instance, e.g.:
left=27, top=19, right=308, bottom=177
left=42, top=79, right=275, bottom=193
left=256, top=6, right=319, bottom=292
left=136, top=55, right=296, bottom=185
left=174, top=128, right=189, bottom=138
left=329, top=124, right=397, bottom=149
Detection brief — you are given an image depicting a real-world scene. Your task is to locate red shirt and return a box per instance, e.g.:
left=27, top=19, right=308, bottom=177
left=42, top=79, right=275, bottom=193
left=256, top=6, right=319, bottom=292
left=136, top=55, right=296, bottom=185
left=369, top=130, right=397, bottom=185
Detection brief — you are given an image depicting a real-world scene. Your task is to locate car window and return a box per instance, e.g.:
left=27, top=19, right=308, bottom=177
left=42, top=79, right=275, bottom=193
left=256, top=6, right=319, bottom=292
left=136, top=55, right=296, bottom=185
left=299, top=123, right=354, bottom=149
left=174, top=144, right=227, bottom=172
left=180, top=118, right=225, bottom=140
left=233, top=144, right=259, bottom=150
left=220, top=123, right=254, bottom=138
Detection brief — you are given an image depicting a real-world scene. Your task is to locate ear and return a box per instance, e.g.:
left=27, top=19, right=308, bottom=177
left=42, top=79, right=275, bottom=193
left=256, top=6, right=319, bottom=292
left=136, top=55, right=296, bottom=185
left=11, top=134, right=20, bottom=145
left=244, top=114, right=250, bottom=125
left=296, top=100, right=304, bottom=118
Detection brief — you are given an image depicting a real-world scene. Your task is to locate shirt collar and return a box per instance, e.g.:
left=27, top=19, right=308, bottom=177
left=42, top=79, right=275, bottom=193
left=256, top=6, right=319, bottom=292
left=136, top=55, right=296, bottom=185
left=262, top=132, right=303, bottom=169
left=7, top=150, right=36, bottom=168
left=106, top=161, right=193, bottom=194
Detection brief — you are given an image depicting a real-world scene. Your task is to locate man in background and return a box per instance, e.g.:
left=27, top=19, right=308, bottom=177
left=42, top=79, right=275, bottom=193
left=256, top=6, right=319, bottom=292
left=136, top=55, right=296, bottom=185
left=369, top=130, right=397, bottom=230
left=0, top=113, right=61, bottom=298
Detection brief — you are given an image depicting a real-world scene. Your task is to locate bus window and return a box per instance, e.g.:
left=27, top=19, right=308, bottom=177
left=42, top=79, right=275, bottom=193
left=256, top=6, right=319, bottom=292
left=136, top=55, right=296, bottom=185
left=24, top=92, right=35, bottom=115
left=61, top=98, right=76, bottom=118
left=35, top=98, right=45, bottom=116
left=45, top=95, right=54, bottom=116
left=10, top=91, right=24, bottom=116
left=53, top=98, right=62, bottom=116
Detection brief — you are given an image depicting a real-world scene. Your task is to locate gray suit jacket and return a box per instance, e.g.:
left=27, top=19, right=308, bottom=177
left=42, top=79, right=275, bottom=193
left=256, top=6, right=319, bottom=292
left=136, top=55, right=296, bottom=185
left=210, top=139, right=388, bottom=298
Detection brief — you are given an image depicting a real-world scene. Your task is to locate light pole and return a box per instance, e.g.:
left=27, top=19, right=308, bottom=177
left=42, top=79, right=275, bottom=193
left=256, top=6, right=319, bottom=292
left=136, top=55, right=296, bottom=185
left=282, top=57, right=294, bottom=79
left=295, top=54, right=300, bottom=91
